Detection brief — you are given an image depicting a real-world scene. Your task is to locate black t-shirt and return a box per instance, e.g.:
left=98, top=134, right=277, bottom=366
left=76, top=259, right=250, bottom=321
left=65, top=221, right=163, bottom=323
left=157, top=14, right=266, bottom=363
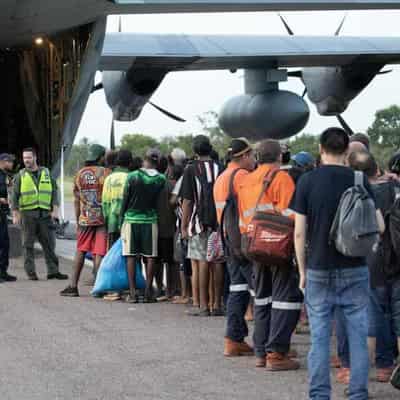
left=180, top=160, right=219, bottom=234
left=368, top=180, right=399, bottom=287
left=292, top=165, right=376, bottom=270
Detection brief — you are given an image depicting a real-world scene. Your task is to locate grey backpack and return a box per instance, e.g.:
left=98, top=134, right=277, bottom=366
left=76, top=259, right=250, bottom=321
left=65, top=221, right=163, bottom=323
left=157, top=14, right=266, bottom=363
left=329, top=171, right=380, bottom=257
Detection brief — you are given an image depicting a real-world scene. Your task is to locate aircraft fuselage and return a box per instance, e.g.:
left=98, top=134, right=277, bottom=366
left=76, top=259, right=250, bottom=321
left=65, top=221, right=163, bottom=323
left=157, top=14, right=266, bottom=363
left=2, top=0, right=400, bottom=48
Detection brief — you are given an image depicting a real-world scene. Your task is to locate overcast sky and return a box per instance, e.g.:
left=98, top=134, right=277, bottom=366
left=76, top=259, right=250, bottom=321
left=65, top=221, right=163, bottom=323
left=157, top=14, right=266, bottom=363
left=76, top=10, right=400, bottom=147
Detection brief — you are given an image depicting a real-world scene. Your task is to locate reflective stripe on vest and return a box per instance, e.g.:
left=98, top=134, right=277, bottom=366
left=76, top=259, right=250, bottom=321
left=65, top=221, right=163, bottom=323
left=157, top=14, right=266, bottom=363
left=19, top=169, right=53, bottom=211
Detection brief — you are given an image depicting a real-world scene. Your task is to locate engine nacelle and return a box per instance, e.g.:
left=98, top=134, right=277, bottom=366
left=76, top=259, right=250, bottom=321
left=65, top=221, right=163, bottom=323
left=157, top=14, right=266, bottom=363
left=102, top=68, right=166, bottom=121
left=219, top=90, right=310, bottom=140
left=303, top=64, right=383, bottom=116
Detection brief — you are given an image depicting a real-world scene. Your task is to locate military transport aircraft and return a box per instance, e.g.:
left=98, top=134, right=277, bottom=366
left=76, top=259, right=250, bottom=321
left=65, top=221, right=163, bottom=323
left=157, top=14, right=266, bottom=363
left=2, top=1, right=400, bottom=170
left=99, top=28, right=400, bottom=141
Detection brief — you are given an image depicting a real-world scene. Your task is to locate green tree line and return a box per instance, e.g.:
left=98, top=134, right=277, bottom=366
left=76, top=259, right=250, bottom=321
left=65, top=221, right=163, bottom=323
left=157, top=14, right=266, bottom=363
left=65, top=106, right=400, bottom=176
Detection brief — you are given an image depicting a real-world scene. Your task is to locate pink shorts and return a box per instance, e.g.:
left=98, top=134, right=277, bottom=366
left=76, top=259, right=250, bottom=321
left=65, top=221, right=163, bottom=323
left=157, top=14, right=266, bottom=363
left=77, top=226, right=107, bottom=256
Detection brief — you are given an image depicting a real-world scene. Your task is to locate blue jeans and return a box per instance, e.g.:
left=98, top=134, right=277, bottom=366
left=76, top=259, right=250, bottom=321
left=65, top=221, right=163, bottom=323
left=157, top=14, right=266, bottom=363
left=336, top=281, right=400, bottom=369
left=369, top=284, right=400, bottom=366
left=306, top=267, right=369, bottom=400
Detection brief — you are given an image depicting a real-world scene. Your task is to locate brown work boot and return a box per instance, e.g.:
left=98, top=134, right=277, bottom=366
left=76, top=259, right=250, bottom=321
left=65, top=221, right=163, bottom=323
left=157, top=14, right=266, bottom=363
left=266, top=352, right=300, bottom=371
left=336, top=367, right=350, bottom=384
left=376, top=366, right=395, bottom=383
left=224, top=337, right=254, bottom=357
left=255, top=356, right=266, bottom=368
left=287, top=349, right=298, bottom=359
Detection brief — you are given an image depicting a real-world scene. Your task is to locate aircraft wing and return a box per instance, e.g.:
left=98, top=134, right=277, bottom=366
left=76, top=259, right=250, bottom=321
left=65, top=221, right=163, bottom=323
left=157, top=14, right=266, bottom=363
left=106, top=0, right=400, bottom=13
left=99, top=33, right=400, bottom=71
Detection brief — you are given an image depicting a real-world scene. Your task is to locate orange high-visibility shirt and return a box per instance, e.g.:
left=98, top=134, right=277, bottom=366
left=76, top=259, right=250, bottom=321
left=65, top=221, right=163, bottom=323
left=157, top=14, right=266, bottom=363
left=213, top=162, right=249, bottom=225
left=237, top=164, right=295, bottom=233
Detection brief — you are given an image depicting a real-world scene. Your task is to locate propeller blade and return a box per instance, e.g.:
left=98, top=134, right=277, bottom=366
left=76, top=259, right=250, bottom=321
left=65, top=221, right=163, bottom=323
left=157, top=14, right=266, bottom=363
left=118, top=16, right=122, bottom=33
left=287, top=70, right=303, bottom=78
left=336, top=114, right=354, bottom=136
left=302, top=87, right=308, bottom=98
left=110, top=118, right=116, bottom=150
left=91, top=82, right=103, bottom=93
left=278, top=13, right=294, bottom=35
left=335, top=13, right=347, bottom=36
left=377, top=69, right=393, bottom=75
left=148, top=101, right=186, bottom=122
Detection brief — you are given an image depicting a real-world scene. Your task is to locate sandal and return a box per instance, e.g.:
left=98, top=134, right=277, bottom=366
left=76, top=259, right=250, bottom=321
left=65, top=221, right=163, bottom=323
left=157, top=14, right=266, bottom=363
left=156, top=295, right=169, bottom=302
left=172, top=296, right=190, bottom=305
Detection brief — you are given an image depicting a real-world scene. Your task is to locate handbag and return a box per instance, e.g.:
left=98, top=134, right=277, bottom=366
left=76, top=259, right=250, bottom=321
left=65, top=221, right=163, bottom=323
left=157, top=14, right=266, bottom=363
left=207, top=230, right=225, bottom=263
left=242, top=168, right=295, bottom=266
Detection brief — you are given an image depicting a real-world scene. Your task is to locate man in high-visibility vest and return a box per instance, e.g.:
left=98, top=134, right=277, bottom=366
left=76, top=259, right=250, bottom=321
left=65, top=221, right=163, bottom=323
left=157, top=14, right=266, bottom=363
left=213, top=138, right=256, bottom=356
left=11, top=148, right=68, bottom=281
left=237, top=139, right=303, bottom=371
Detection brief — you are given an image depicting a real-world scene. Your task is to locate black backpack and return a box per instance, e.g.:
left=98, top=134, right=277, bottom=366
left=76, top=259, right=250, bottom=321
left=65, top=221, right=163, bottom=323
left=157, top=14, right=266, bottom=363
left=374, top=181, right=400, bottom=280
left=193, top=160, right=219, bottom=231
left=220, top=168, right=245, bottom=259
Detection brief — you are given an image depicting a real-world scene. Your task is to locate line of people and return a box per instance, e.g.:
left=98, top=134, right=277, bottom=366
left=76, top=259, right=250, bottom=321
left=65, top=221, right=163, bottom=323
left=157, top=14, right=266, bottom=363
left=1, top=128, right=400, bottom=397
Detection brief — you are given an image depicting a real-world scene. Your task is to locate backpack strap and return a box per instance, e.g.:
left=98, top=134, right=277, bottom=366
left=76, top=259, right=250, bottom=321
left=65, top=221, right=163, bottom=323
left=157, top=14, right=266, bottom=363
left=228, top=168, right=246, bottom=199
left=220, top=168, right=246, bottom=253
left=253, top=168, right=281, bottom=216
left=355, top=171, right=364, bottom=187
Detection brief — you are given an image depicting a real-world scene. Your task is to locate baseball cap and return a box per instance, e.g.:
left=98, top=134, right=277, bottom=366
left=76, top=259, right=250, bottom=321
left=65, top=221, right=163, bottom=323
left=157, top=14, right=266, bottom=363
left=291, top=151, right=315, bottom=168
left=0, top=153, right=15, bottom=162
left=146, top=148, right=162, bottom=162
left=229, top=138, right=253, bottom=157
left=86, top=144, right=106, bottom=162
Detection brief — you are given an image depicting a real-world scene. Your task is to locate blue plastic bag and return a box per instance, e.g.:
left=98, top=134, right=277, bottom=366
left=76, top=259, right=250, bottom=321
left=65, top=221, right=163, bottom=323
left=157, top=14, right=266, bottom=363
left=91, top=239, right=145, bottom=295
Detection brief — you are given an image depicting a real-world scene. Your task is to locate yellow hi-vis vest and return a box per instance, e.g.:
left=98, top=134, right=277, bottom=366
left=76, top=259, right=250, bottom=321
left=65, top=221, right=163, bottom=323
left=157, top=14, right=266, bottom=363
left=19, top=168, right=53, bottom=211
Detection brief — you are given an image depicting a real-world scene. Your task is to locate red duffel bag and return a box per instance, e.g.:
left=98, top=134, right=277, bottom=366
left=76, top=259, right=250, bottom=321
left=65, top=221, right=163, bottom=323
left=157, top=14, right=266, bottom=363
left=242, top=168, right=294, bottom=266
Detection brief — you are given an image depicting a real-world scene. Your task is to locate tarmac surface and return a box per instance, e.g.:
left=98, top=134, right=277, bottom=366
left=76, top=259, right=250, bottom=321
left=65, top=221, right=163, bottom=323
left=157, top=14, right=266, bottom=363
left=1, top=248, right=398, bottom=400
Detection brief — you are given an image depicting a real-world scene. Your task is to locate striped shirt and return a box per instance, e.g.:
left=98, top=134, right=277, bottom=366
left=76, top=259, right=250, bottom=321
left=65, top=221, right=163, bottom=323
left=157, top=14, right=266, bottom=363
left=180, top=160, right=219, bottom=236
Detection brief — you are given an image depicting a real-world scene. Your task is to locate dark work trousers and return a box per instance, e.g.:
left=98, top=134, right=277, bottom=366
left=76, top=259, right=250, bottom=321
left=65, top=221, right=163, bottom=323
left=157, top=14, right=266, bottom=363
left=225, top=256, right=253, bottom=342
left=253, top=262, right=303, bottom=357
left=21, top=211, right=59, bottom=276
left=0, top=213, right=9, bottom=274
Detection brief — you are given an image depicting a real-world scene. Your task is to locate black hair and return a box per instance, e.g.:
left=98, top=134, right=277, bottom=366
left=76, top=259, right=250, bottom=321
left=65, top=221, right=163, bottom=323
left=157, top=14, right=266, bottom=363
left=131, top=156, right=143, bottom=171
left=388, top=153, right=400, bottom=175
left=171, top=164, right=184, bottom=181
left=116, top=149, right=133, bottom=169
left=157, top=155, right=169, bottom=174
left=105, top=150, right=118, bottom=168
left=210, top=149, right=220, bottom=162
left=22, top=147, right=36, bottom=156
left=281, top=150, right=291, bottom=165
left=320, top=127, right=349, bottom=156
left=193, top=135, right=212, bottom=157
